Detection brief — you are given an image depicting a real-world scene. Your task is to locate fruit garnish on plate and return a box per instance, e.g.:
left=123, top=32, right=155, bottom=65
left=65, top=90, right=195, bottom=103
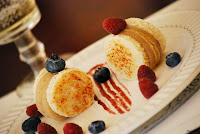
left=22, top=116, right=41, bottom=133
left=93, top=67, right=111, bottom=83
left=139, top=78, right=158, bottom=99
left=137, top=65, right=156, bottom=82
left=137, top=65, right=158, bottom=99
left=166, top=52, right=181, bottom=67
left=88, top=120, right=106, bottom=134
left=103, top=18, right=127, bottom=35
left=26, top=104, right=43, bottom=117
left=63, top=123, right=83, bottom=134
left=45, top=53, right=66, bottom=73
left=38, top=123, right=57, bottom=134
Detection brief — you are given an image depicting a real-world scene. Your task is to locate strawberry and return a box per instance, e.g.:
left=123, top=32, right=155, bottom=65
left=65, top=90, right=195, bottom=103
left=26, top=104, right=43, bottom=117
left=137, top=65, right=156, bottom=82
left=63, top=123, right=83, bottom=134
left=139, top=78, right=158, bottom=99
left=103, top=18, right=126, bottom=35
left=38, top=123, right=57, bottom=134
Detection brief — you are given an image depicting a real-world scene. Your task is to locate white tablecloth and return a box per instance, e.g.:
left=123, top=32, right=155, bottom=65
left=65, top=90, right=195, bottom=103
left=0, top=0, right=200, bottom=133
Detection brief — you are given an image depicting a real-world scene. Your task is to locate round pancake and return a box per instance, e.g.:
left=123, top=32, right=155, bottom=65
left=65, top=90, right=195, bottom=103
left=104, top=35, right=149, bottom=79
left=47, top=68, right=94, bottom=117
left=34, top=68, right=66, bottom=120
left=34, top=68, right=47, bottom=115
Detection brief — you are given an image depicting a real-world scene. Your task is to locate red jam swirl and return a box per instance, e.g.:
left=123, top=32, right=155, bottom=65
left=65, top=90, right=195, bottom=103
left=94, top=95, right=115, bottom=114
left=87, top=63, right=132, bottom=114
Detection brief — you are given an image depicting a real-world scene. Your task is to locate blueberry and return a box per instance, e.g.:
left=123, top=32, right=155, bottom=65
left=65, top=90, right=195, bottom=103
left=166, top=52, right=181, bottom=67
left=22, top=116, right=41, bottom=133
left=45, top=53, right=65, bottom=73
left=88, top=120, right=105, bottom=134
left=93, top=67, right=110, bottom=83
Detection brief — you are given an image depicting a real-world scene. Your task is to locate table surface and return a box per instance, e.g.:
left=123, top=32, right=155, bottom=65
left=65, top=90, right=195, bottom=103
left=0, top=0, right=200, bottom=134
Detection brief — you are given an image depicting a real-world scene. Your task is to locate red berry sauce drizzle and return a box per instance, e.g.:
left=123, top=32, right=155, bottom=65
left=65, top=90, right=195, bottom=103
left=87, top=63, right=132, bottom=114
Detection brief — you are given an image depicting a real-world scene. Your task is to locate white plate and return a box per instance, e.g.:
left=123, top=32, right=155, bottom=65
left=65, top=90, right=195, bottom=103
left=1, top=10, right=200, bottom=134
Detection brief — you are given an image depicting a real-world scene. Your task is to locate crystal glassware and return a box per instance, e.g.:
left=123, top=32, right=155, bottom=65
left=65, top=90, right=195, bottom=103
left=0, top=0, right=47, bottom=96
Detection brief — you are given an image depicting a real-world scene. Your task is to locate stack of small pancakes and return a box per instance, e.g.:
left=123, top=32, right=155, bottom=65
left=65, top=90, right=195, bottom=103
left=104, top=18, right=166, bottom=79
left=34, top=68, right=94, bottom=120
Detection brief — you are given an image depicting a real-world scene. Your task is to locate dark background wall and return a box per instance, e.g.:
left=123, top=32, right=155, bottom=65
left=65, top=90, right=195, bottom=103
left=0, top=0, right=175, bottom=97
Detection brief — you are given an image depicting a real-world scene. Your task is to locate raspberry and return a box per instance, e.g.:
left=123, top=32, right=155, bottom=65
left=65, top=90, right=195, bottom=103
left=137, top=65, right=156, bottom=82
left=139, top=78, right=158, bottom=99
left=38, top=123, right=57, bottom=134
left=103, top=18, right=126, bottom=35
left=63, top=123, right=83, bottom=134
left=26, top=104, right=43, bottom=117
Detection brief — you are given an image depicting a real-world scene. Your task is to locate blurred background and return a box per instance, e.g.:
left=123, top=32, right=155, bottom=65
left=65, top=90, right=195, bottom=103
left=0, top=0, right=176, bottom=97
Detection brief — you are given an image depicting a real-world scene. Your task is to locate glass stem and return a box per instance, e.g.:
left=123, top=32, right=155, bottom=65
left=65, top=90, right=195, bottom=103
left=14, top=30, right=47, bottom=76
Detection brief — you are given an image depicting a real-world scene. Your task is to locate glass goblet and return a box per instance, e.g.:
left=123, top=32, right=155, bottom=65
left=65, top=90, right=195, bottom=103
left=0, top=0, right=47, bottom=96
